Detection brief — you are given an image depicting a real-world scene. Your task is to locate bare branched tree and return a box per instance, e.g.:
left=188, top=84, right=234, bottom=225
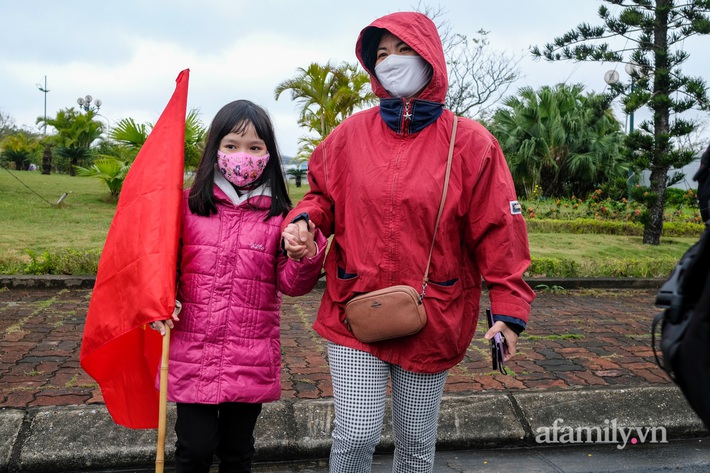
left=0, top=111, right=18, bottom=141
left=415, top=3, right=523, bottom=119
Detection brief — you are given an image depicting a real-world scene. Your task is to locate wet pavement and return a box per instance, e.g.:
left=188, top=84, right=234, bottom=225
left=0, top=281, right=675, bottom=408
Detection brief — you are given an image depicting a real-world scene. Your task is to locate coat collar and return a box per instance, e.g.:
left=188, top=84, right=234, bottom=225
left=213, top=170, right=271, bottom=208
left=379, top=97, right=444, bottom=135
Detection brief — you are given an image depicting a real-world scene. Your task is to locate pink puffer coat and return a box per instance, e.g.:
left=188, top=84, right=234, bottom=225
left=167, top=186, right=326, bottom=404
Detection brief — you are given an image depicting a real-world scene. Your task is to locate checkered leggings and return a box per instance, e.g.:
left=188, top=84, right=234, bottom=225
left=327, top=342, right=448, bottom=473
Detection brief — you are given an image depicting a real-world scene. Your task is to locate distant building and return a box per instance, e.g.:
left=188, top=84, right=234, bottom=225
left=638, top=157, right=701, bottom=190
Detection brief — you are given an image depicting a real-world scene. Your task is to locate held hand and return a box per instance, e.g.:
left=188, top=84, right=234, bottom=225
left=484, top=320, right=518, bottom=362
left=149, top=301, right=182, bottom=336
left=282, top=220, right=317, bottom=260
left=302, top=220, right=317, bottom=257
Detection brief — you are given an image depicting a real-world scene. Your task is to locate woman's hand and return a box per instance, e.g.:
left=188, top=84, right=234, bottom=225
left=484, top=320, right=519, bottom=362
left=282, top=220, right=317, bottom=260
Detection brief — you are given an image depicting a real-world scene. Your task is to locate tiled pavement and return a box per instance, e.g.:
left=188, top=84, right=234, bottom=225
left=0, top=284, right=672, bottom=409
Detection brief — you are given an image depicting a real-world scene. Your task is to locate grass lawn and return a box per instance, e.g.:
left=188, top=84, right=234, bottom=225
left=0, top=170, right=312, bottom=264
left=528, top=233, right=695, bottom=260
left=0, top=169, right=115, bottom=262
left=0, top=169, right=696, bottom=276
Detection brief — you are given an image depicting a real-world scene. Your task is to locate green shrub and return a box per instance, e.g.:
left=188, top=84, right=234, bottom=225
left=665, top=187, right=698, bottom=206
left=522, top=190, right=700, bottom=225
left=527, top=257, right=580, bottom=277
left=526, top=219, right=642, bottom=235
left=527, top=255, right=679, bottom=278
left=590, top=257, right=678, bottom=278
left=0, top=255, right=24, bottom=275
left=23, top=249, right=100, bottom=275
left=526, top=218, right=704, bottom=237
left=663, top=221, right=706, bottom=237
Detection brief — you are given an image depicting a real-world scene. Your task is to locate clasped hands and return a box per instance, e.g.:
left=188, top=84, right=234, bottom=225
left=282, top=219, right=317, bottom=260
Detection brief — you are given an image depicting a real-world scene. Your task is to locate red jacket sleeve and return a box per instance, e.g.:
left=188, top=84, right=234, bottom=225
left=283, top=143, right=334, bottom=237
left=464, top=138, right=534, bottom=323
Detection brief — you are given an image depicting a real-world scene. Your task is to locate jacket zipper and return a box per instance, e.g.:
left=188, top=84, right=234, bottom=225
left=401, top=98, right=412, bottom=135
left=388, top=98, right=411, bottom=284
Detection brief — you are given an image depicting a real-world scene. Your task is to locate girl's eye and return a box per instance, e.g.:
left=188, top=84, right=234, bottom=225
left=377, top=52, right=387, bottom=60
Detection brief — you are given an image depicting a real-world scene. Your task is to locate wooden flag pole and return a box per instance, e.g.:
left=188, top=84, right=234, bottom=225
left=155, top=324, right=171, bottom=473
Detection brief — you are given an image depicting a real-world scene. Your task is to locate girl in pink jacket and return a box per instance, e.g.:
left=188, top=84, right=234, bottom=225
left=150, top=100, right=326, bottom=473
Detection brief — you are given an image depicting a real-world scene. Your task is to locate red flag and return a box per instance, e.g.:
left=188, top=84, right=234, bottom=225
left=80, top=69, right=189, bottom=429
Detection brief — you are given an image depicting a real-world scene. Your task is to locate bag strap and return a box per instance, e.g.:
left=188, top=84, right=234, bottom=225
left=420, top=115, right=458, bottom=301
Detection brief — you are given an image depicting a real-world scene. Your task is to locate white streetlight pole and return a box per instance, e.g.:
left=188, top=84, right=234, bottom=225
left=605, top=63, right=642, bottom=200
left=624, top=62, right=642, bottom=134
left=35, top=76, right=49, bottom=135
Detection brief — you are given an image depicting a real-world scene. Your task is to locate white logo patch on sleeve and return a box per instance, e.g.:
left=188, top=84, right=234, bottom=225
left=510, top=201, right=522, bottom=215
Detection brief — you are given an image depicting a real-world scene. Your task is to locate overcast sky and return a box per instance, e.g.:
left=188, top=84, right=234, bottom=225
left=2, top=0, right=708, bottom=157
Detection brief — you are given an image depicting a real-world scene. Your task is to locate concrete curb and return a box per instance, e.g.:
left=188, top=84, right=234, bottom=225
left=1, top=386, right=706, bottom=472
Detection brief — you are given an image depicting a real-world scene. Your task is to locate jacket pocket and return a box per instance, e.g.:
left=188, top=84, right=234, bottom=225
left=425, top=277, right=462, bottom=302
left=337, top=266, right=359, bottom=280
left=428, top=277, right=459, bottom=287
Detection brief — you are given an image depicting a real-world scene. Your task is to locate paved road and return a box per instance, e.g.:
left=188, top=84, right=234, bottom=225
left=251, top=438, right=710, bottom=473
left=81, top=439, right=710, bottom=472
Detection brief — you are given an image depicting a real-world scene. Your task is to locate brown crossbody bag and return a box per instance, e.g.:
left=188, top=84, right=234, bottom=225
left=344, top=116, right=458, bottom=343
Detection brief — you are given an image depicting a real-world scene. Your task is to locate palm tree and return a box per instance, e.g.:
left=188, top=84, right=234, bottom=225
left=37, top=108, right=104, bottom=175
left=75, top=157, right=130, bottom=199
left=275, top=62, right=376, bottom=158
left=286, top=167, right=308, bottom=188
left=110, top=109, right=205, bottom=169
left=491, top=83, right=626, bottom=198
left=184, top=109, right=206, bottom=169
left=0, top=132, right=40, bottom=170
left=109, top=118, right=148, bottom=152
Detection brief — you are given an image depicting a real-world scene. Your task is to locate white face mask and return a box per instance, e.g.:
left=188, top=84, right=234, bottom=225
left=375, top=54, right=432, bottom=98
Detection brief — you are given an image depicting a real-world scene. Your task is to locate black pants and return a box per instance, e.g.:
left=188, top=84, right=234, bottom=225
left=174, top=402, right=263, bottom=473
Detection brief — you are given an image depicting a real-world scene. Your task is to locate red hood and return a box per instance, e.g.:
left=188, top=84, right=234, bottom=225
left=355, top=11, right=448, bottom=104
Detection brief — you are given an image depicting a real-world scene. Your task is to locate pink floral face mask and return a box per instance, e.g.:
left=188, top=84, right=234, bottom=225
left=217, top=151, right=269, bottom=187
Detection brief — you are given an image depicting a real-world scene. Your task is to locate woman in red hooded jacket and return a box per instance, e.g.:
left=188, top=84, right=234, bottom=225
left=282, top=11, right=535, bottom=473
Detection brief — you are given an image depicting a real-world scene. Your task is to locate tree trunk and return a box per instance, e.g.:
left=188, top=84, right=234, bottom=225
left=643, top=166, right=668, bottom=245
left=41, top=146, right=52, bottom=175
left=295, top=175, right=302, bottom=187
left=70, top=157, right=77, bottom=176
left=643, top=0, right=670, bottom=245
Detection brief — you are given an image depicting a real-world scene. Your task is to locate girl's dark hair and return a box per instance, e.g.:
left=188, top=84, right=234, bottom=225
left=188, top=100, right=292, bottom=219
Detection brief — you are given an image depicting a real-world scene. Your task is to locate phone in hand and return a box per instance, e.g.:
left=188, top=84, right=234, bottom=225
left=486, top=309, right=506, bottom=374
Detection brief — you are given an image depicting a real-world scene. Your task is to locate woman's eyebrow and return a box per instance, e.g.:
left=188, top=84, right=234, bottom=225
left=377, top=40, right=408, bottom=52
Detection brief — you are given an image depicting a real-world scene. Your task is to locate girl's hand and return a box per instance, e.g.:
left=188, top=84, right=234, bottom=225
left=149, top=300, right=182, bottom=336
